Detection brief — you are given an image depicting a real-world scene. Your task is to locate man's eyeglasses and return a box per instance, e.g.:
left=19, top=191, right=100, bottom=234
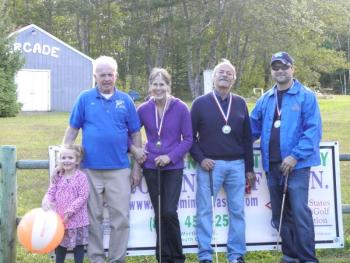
left=271, top=64, right=291, bottom=71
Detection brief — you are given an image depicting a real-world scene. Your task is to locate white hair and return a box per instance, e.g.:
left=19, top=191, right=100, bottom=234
left=212, top=59, right=237, bottom=81
left=93, top=56, right=118, bottom=74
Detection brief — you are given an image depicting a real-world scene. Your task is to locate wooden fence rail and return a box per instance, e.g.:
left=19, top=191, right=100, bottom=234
left=1, top=145, right=350, bottom=263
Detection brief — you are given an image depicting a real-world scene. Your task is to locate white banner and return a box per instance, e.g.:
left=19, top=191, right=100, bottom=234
left=49, top=141, right=344, bottom=256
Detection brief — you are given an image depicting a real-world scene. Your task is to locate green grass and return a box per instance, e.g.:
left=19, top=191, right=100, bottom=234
left=0, top=95, right=349, bottom=262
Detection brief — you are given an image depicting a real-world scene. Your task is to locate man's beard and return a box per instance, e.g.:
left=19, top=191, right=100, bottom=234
left=274, top=75, right=292, bottom=85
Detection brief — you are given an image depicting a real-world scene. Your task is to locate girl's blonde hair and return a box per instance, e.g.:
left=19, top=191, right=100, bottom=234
left=51, top=144, right=84, bottom=183
left=59, top=144, right=84, bottom=163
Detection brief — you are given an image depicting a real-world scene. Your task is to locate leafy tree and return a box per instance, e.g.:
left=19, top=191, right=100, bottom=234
left=4, top=0, right=350, bottom=99
left=0, top=1, right=23, bottom=117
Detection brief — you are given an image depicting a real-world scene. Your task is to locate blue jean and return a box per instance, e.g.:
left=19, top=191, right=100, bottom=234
left=267, top=163, right=318, bottom=263
left=196, top=160, right=246, bottom=262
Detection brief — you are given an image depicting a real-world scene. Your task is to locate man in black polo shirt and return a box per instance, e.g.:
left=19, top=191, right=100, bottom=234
left=190, top=59, right=255, bottom=263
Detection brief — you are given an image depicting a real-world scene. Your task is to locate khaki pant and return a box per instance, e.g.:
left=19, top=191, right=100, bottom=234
left=86, top=168, right=131, bottom=263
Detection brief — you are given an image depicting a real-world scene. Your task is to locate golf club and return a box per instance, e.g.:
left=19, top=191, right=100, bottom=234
left=157, top=166, right=162, bottom=263
left=209, top=170, right=219, bottom=263
left=276, top=172, right=289, bottom=251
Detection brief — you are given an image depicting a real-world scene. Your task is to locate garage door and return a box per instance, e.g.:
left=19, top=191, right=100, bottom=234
left=16, top=69, right=50, bottom=111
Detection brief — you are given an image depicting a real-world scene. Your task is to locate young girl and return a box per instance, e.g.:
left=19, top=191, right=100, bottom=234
left=42, top=144, right=89, bottom=263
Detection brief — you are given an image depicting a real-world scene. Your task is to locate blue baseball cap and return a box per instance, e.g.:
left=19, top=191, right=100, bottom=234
left=270, top=51, right=294, bottom=66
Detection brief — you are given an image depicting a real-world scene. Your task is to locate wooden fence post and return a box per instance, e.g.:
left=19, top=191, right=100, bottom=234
left=0, top=146, right=17, bottom=263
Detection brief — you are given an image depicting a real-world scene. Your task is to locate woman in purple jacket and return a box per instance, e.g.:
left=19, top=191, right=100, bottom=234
left=42, top=144, right=89, bottom=263
left=132, top=68, right=192, bottom=263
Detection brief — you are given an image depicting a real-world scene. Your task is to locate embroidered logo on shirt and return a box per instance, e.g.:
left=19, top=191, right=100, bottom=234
left=90, top=102, right=95, bottom=106
left=115, top=100, right=126, bottom=109
left=291, top=104, right=300, bottom=111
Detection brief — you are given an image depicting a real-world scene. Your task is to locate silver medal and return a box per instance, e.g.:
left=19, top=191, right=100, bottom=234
left=222, top=125, right=231, bottom=134
left=274, top=120, right=281, bottom=128
left=156, top=140, right=162, bottom=148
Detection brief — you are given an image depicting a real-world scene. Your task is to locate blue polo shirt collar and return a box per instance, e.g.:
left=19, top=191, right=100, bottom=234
left=94, top=86, right=120, bottom=100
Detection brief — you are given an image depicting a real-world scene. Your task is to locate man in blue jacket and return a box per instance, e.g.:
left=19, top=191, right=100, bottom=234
left=250, top=52, right=321, bottom=263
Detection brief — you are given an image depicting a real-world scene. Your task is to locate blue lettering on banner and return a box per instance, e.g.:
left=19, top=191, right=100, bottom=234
left=129, top=200, right=153, bottom=210
left=133, top=181, right=149, bottom=194
left=182, top=173, right=195, bottom=193
left=245, top=197, right=259, bottom=207
left=252, top=171, right=264, bottom=191
left=179, top=196, right=196, bottom=209
left=310, top=170, right=324, bottom=189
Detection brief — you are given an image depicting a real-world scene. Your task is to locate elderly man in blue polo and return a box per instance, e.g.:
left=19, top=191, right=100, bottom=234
left=63, top=56, right=142, bottom=263
left=250, top=51, right=322, bottom=263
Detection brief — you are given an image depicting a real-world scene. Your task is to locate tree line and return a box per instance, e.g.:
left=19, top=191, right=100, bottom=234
left=1, top=0, right=350, bottom=113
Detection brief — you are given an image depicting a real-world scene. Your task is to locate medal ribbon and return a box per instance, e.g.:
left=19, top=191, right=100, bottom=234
left=212, top=91, right=232, bottom=125
left=274, top=88, right=282, bottom=120
left=155, top=97, right=169, bottom=139
left=274, top=81, right=294, bottom=120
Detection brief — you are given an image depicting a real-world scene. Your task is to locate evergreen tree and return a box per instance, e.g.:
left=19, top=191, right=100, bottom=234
left=0, top=1, right=23, bottom=117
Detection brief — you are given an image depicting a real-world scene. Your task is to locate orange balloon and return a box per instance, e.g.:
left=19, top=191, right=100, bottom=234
left=17, top=208, right=65, bottom=254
